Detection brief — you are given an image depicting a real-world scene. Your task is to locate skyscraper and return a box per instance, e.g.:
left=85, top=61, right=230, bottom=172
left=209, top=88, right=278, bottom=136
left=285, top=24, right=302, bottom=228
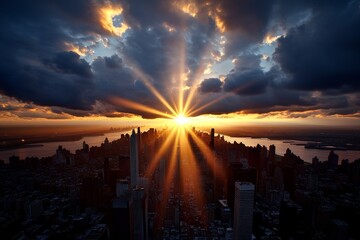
left=130, top=188, right=146, bottom=240
left=130, top=129, right=139, bottom=188
left=233, top=182, right=255, bottom=240
left=227, top=164, right=257, bottom=210
left=328, top=150, right=339, bottom=169
left=210, top=128, right=215, bottom=150
left=129, top=128, right=147, bottom=239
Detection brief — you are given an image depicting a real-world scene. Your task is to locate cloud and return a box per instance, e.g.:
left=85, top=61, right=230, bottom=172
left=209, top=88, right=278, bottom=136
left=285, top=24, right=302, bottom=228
left=223, top=54, right=270, bottom=95
left=274, top=1, right=360, bottom=92
left=0, top=0, right=127, bottom=111
left=44, top=51, right=93, bottom=77
left=0, top=0, right=359, bottom=120
left=104, top=55, right=123, bottom=68
left=199, top=78, right=222, bottom=93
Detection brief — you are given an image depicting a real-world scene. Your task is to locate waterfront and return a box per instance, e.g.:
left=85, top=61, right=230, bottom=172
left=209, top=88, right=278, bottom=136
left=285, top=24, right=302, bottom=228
left=0, top=130, right=129, bottom=161
left=224, top=136, right=360, bottom=163
left=0, top=129, right=359, bottom=163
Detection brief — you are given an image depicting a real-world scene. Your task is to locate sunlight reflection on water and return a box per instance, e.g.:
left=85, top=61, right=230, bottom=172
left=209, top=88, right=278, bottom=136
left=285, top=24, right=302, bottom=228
left=0, top=129, right=359, bottom=163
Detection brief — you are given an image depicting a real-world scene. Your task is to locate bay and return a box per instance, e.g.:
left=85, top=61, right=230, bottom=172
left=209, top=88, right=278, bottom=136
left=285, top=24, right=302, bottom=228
left=224, top=136, right=360, bottom=163
left=1, top=129, right=359, bottom=164
left=0, top=130, right=129, bottom=162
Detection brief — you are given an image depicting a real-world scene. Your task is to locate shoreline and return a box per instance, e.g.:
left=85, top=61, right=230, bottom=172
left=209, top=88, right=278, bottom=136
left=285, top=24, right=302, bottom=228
left=213, top=130, right=360, bottom=152
left=0, top=127, right=133, bottom=151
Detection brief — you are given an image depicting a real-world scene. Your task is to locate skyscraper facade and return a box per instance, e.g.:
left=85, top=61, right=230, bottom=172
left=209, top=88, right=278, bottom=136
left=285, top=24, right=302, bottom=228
left=233, top=182, right=255, bottom=240
left=130, top=129, right=139, bottom=188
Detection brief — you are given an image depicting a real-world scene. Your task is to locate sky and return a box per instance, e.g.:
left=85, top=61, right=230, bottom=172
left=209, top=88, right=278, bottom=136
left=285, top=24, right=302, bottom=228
left=0, top=0, right=360, bottom=126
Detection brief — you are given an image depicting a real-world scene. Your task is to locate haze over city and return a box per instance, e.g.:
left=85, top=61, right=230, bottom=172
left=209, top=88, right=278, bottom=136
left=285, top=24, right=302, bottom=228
left=1, top=0, right=360, bottom=240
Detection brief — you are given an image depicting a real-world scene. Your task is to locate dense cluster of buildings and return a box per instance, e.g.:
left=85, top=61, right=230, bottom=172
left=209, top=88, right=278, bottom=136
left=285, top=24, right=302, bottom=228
left=1, top=127, right=360, bottom=239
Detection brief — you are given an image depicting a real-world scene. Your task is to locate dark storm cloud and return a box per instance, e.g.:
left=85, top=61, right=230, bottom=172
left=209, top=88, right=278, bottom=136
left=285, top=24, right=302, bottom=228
left=0, top=0, right=359, bottom=119
left=120, top=17, right=217, bottom=93
left=121, top=27, right=181, bottom=89
left=104, top=55, right=123, bottom=69
left=186, top=19, right=218, bottom=84
left=90, top=54, right=172, bottom=118
left=355, top=95, right=360, bottom=107
left=223, top=54, right=270, bottom=95
left=190, top=86, right=316, bottom=116
left=0, top=0, right=125, bottom=111
left=44, top=52, right=92, bottom=77
left=120, top=0, right=179, bottom=28
left=216, top=0, right=272, bottom=34
left=2, top=63, right=94, bottom=110
left=199, top=78, right=222, bottom=93
left=274, top=0, right=360, bottom=92
left=223, top=70, right=270, bottom=95
left=216, top=0, right=274, bottom=56
left=91, top=55, right=138, bottom=100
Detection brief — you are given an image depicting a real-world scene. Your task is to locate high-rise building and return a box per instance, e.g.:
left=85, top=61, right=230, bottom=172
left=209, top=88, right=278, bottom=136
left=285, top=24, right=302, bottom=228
left=210, top=128, right=223, bottom=201
left=129, top=128, right=148, bottom=239
left=79, top=176, right=102, bottom=208
left=112, top=179, right=130, bottom=240
left=130, top=129, right=139, bottom=188
left=103, top=157, right=109, bottom=185
left=130, top=188, right=147, bottom=240
left=330, top=219, right=348, bottom=240
left=279, top=200, right=299, bottom=239
left=233, top=182, right=255, bottom=240
left=210, top=128, right=215, bottom=150
left=268, top=145, right=276, bottom=162
left=227, top=164, right=257, bottom=210
left=328, top=150, right=339, bottom=169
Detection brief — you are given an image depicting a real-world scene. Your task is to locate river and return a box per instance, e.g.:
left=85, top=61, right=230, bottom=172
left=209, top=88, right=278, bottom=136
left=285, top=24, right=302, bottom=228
left=0, top=129, right=359, bottom=163
left=0, top=131, right=129, bottom=162
left=223, top=136, right=360, bottom=163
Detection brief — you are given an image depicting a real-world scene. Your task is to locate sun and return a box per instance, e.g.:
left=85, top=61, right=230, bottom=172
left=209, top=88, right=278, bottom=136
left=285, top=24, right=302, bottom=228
left=174, top=114, right=189, bottom=125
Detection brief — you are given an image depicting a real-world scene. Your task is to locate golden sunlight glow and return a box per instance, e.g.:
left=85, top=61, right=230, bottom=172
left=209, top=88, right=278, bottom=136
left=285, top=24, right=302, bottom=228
left=214, top=15, right=226, bottom=33
left=98, top=4, right=129, bottom=36
left=125, top=61, right=178, bottom=116
left=64, top=42, right=91, bottom=56
left=163, top=22, right=176, bottom=32
left=109, top=97, right=174, bottom=119
left=263, top=34, right=283, bottom=45
left=175, top=114, right=189, bottom=125
left=175, top=2, right=198, bottom=17
left=203, top=63, right=213, bottom=75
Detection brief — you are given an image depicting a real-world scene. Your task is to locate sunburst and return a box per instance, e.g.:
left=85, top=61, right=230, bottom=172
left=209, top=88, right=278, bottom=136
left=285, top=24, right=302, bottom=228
left=110, top=30, right=226, bottom=227
left=174, top=114, right=189, bottom=125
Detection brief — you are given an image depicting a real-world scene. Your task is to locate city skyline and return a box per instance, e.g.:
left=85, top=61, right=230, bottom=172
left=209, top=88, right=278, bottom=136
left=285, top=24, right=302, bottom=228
left=1, top=0, right=360, bottom=126
left=2, top=126, right=359, bottom=239
left=1, top=1, right=360, bottom=238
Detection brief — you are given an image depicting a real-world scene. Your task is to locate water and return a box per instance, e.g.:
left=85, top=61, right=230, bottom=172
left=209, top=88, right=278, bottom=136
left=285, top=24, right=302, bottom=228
left=1, top=130, right=359, bottom=163
left=0, top=130, right=130, bottom=162
left=223, top=136, right=360, bottom=163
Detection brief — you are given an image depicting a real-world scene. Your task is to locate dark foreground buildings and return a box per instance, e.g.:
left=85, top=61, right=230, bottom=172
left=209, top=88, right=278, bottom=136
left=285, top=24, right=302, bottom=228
left=1, top=127, right=360, bottom=239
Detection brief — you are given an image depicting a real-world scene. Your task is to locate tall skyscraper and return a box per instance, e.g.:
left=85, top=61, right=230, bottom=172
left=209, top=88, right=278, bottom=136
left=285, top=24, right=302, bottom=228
left=227, top=164, right=257, bottom=210
left=137, top=127, right=143, bottom=174
left=129, top=128, right=147, bottom=239
left=103, top=157, right=109, bottom=185
left=112, top=179, right=130, bottom=239
left=233, top=182, right=255, bottom=240
left=328, top=150, right=339, bottom=169
left=269, top=144, right=276, bottom=162
left=130, top=129, right=139, bottom=188
left=130, top=188, right=146, bottom=240
left=210, top=128, right=215, bottom=150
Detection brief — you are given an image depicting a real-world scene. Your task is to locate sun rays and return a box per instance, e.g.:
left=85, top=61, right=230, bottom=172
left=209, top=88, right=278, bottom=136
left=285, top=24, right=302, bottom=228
left=109, top=30, right=227, bottom=224
left=174, top=114, right=189, bottom=125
